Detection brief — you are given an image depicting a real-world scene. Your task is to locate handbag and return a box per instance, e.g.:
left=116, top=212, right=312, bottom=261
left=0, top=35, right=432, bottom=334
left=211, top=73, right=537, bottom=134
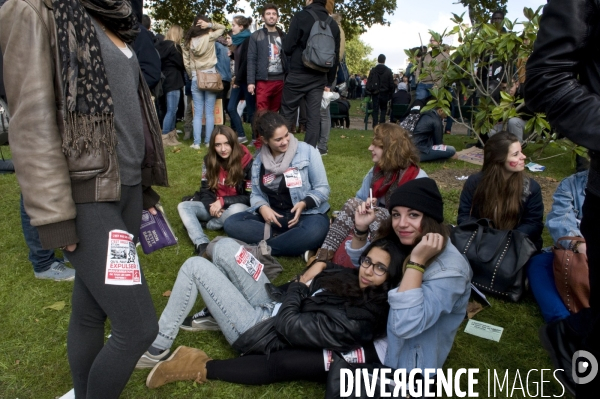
left=205, top=224, right=283, bottom=281
left=450, top=218, right=536, bottom=302
left=552, top=236, right=589, bottom=313
left=195, top=70, right=223, bottom=92
left=138, top=204, right=178, bottom=254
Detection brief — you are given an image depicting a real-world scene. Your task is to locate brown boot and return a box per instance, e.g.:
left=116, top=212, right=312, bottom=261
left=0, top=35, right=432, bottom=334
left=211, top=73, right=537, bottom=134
left=146, top=346, right=212, bottom=389
left=162, top=132, right=177, bottom=147
left=306, top=248, right=335, bottom=267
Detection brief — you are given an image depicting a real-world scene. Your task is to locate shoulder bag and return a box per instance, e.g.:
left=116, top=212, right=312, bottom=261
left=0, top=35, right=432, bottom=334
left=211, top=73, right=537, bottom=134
left=450, top=218, right=536, bottom=302
left=192, top=48, right=223, bottom=93
left=552, top=236, right=589, bottom=313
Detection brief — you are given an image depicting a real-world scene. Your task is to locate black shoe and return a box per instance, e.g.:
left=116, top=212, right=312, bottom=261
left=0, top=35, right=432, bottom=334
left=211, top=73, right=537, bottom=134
left=539, top=320, right=579, bottom=396
left=265, top=283, right=286, bottom=302
left=195, top=243, right=208, bottom=256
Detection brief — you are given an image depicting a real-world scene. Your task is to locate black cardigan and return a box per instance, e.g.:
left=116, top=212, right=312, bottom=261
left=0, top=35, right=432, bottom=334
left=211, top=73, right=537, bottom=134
left=155, top=40, right=185, bottom=93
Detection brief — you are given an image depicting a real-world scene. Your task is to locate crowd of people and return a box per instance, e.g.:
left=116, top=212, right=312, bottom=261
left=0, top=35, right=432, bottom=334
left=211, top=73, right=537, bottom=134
left=0, top=0, right=598, bottom=397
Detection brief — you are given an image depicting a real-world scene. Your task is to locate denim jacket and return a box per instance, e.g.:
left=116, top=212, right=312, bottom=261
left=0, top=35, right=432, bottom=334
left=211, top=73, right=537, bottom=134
left=547, top=170, right=588, bottom=249
left=248, top=142, right=330, bottom=215
left=346, top=241, right=471, bottom=370
left=215, top=42, right=232, bottom=83
left=355, top=167, right=428, bottom=206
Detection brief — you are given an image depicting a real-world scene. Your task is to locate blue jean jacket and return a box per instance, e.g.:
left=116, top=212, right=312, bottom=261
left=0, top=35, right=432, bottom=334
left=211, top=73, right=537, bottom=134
left=547, top=170, right=588, bottom=248
left=247, top=142, right=330, bottom=215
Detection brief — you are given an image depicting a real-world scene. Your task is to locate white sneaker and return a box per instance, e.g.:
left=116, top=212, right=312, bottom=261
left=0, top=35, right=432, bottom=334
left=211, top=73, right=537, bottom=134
left=238, top=137, right=248, bottom=144
left=190, top=144, right=201, bottom=150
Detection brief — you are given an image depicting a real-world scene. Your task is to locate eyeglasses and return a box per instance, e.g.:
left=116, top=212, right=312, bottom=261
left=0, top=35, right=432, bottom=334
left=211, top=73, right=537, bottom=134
left=360, top=256, right=389, bottom=276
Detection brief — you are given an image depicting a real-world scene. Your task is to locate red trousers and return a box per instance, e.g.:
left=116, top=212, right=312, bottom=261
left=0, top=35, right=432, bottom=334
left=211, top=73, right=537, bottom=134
left=256, top=80, right=284, bottom=112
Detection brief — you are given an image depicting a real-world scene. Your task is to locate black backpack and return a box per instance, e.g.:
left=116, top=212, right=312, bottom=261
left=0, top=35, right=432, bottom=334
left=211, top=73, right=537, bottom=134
left=302, top=9, right=336, bottom=72
left=366, top=70, right=380, bottom=95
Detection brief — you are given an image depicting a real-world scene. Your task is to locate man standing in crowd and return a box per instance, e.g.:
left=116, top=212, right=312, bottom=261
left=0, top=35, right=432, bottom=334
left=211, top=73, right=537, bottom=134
left=280, top=0, right=340, bottom=147
left=525, top=0, right=600, bottom=395
left=247, top=3, right=286, bottom=112
left=366, top=54, right=394, bottom=128
left=416, top=38, right=448, bottom=101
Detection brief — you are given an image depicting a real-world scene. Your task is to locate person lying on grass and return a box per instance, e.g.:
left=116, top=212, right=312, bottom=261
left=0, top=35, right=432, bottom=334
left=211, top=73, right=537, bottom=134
left=140, top=236, right=404, bottom=388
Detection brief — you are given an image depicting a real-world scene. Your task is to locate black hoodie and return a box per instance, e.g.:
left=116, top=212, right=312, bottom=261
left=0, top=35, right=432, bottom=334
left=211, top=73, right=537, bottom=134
left=366, top=64, right=394, bottom=97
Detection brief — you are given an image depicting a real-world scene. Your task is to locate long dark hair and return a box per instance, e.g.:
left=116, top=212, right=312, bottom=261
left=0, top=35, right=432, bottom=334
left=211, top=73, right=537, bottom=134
left=472, top=131, right=524, bottom=229
left=316, top=237, right=407, bottom=336
left=184, top=15, right=211, bottom=46
left=205, top=126, right=245, bottom=191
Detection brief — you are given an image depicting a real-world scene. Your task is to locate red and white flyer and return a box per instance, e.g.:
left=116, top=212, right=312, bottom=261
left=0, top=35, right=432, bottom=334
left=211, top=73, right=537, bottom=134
left=234, top=246, right=264, bottom=281
left=283, top=167, right=302, bottom=188
left=105, top=230, right=142, bottom=286
left=323, top=348, right=366, bottom=371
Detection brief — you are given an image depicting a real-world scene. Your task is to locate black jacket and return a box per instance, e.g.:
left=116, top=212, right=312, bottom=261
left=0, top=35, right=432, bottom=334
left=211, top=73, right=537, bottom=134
left=155, top=40, right=185, bottom=93
left=411, top=110, right=443, bottom=153
left=247, top=27, right=287, bottom=84
left=392, top=89, right=411, bottom=105
left=232, top=37, right=251, bottom=86
left=282, top=3, right=340, bottom=86
left=457, top=172, right=544, bottom=250
left=366, top=64, right=394, bottom=97
left=232, top=266, right=388, bottom=355
left=524, top=0, right=600, bottom=197
left=133, top=25, right=162, bottom=90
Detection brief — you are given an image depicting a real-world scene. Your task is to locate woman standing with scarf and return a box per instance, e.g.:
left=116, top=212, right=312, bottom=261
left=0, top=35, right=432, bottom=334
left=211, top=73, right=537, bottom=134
left=308, top=123, right=426, bottom=267
left=224, top=111, right=330, bottom=256
left=0, top=1, right=168, bottom=398
left=182, top=15, right=226, bottom=149
left=227, top=15, right=255, bottom=143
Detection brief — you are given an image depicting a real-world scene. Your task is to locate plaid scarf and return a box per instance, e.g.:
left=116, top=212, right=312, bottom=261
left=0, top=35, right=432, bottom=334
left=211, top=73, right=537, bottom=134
left=53, top=0, right=139, bottom=156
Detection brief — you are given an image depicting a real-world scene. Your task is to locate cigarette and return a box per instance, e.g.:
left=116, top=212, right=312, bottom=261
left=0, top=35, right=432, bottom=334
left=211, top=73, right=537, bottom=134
left=369, top=189, right=373, bottom=208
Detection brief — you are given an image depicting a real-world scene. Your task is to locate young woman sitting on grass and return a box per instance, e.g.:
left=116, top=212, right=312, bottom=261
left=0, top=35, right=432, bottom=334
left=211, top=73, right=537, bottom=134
left=308, top=122, right=426, bottom=267
left=177, top=125, right=253, bottom=256
left=141, top=237, right=404, bottom=388
left=142, top=179, right=470, bottom=390
left=223, top=110, right=331, bottom=256
left=457, top=131, right=544, bottom=251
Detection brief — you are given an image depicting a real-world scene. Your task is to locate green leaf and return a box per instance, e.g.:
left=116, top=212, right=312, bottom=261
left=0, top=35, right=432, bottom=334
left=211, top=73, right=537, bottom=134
left=43, top=301, right=65, bottom=311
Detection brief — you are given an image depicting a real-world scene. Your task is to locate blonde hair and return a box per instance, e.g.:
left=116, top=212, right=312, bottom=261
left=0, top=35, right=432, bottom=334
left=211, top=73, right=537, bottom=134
left=165, top=25, right=184, bottom=44
left=371, top=123, right=420, bottom=172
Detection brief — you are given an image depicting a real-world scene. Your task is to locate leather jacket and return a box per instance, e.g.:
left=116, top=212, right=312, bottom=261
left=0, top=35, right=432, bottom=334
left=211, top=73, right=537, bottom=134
left=524, top=0, right=600, bottom=196
left=232, top=267, right=388, bottom=355
left=0, top=0, right=168, bottom=249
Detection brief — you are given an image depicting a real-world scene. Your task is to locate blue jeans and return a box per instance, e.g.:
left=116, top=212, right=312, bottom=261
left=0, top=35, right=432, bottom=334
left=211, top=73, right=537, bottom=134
left=223, top=211, right=330, bottom=256
left=227, top=84, right=255, bottom=138
left=153, top=238, right=274, bottom=349
left=191, top=78, right=217, bottom=145
left=528, top=251, right=570, bottom=323
left=415, top=83, right=434, bottom=101
left=162, top=90, right=181, bottom=135
left=20, top=194, right=57, bottom=273
left=177, top=201, right=249, bottom=246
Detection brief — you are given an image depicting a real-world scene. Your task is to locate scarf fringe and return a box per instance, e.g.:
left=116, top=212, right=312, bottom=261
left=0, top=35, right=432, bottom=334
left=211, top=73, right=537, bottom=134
left=62, top=111, right=116, bottom=156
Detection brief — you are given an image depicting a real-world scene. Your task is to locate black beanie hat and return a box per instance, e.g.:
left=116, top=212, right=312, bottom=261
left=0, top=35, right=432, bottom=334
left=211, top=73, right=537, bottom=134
left=387, top=178, right=444, bottom=222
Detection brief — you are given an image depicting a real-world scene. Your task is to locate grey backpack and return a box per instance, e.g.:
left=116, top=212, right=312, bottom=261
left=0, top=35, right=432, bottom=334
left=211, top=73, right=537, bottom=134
left=302, top=9, right=336, bottom=72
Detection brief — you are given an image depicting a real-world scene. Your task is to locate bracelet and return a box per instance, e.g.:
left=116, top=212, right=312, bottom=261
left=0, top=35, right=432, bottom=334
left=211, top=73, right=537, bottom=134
left=354, top=226, right=369, bottom=236
left=406, top=261, right=425, bottom=273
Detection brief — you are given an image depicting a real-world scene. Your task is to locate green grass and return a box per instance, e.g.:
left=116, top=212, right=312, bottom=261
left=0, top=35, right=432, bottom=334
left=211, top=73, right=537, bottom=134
left=0, top=120, right=574, bottom=398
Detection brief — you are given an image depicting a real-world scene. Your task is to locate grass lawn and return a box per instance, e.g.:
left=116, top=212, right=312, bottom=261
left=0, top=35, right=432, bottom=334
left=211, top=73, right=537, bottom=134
left=0, top=105, right=575, bottom=398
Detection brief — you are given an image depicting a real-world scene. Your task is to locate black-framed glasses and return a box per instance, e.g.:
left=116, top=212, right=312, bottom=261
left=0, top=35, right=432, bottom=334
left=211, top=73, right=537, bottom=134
left=360, top=256, right=389, bottom=276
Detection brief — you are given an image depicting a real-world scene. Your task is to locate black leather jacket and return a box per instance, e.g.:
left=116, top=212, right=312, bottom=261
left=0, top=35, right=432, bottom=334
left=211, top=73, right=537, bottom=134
left=525, top=0, right=600, bottom=196
left=232, top=266, right=388, bottom=355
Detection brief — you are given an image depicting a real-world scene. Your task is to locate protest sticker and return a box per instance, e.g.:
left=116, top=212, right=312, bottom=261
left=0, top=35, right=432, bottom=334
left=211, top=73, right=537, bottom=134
left=234, top=246, right=264, bottom=281
left=323, top=348, right=366, bottom=371
left=105, top=230, right=141, bottom=286
left=283, top=167, right=302, bottom=188
left=432, top=144, right=447, bottom=151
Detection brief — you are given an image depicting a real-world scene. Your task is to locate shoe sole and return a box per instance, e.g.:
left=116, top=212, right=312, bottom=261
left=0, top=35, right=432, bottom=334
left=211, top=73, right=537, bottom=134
left=136, top=355, right=162, bottom=369
left=180, top=321, right=221, bottom=332
left=146, top=346, right=186, bottom=389
left=35, top=275, right=75, bottom=282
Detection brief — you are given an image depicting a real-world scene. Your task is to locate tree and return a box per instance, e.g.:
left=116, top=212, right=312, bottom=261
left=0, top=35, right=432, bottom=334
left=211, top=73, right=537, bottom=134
left=147, top=0, right=397, bottom=40
left=458, top=0, right=508, bottom=25
left=419, top=6, right=587, bottom=164
left=345, top=37, right=377, bottom=76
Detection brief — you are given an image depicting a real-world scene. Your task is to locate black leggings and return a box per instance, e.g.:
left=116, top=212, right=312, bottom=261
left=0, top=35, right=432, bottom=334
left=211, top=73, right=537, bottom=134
left=66, top=185, right=158, bottom=399
left=206, top=343, right=380, bottom=385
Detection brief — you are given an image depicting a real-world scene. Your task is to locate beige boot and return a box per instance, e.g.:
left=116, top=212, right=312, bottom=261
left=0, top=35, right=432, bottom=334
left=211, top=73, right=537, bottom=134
left=168, top=130, right=181, bottom=146
left=162, top=132, right=177, bottom=147
left=146, top=346, right=211, bottom=389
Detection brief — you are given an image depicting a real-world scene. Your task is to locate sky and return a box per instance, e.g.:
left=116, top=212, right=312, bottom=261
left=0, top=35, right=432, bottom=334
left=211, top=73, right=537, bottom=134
left=361, top=0, right=546, bottom=72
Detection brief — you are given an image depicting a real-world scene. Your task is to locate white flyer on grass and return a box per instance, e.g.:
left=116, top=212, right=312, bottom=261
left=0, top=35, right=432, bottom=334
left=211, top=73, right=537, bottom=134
left=105, top=230, right=141, bottom=285
left=323, top=348, right=366, bottom=371
left=464, top=319, right=503, bottom=342
left=235, top=246, right=264, bottom=281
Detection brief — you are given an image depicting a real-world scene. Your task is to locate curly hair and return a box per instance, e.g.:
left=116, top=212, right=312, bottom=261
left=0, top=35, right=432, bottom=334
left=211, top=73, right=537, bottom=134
left=472, top=131, right=524, bottom=230
left=205, top=126, right=245, bottom=191
left=371, top=123, right=420, bottom=172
